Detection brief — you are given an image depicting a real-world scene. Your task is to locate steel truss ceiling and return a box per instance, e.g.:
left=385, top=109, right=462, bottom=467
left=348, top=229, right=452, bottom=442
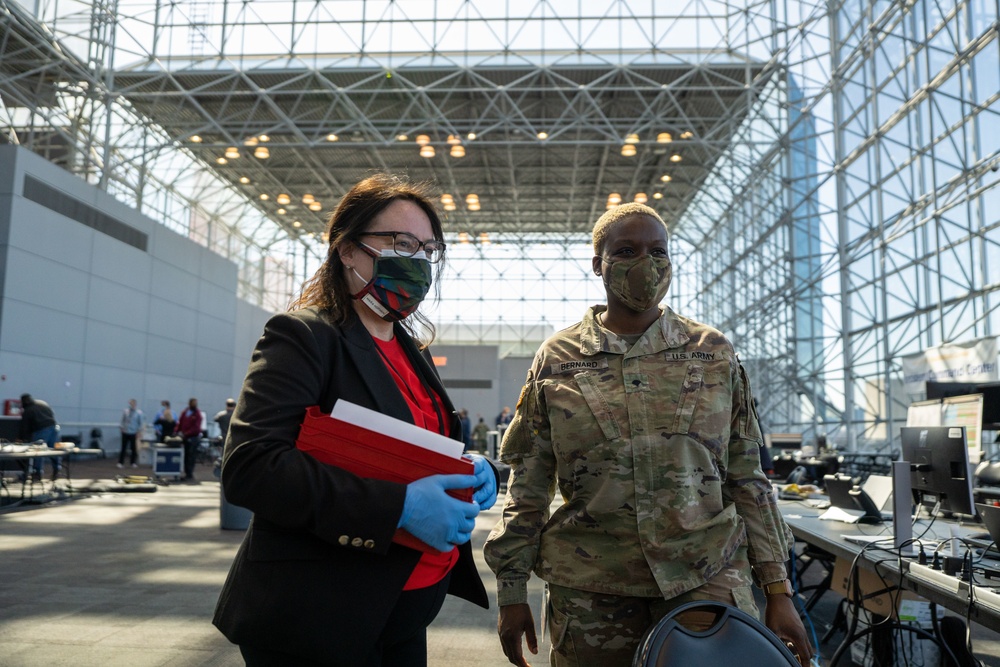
left=112, top=61, right=771, bottom=238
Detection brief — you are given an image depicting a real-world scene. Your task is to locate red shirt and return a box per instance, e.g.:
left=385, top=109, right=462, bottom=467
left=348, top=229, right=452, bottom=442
left=373, top=335, right=460, bottom=590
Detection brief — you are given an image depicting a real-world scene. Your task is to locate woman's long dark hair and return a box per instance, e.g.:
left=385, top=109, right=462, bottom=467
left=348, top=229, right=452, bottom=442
left=289, top=174, right=445, bottom=346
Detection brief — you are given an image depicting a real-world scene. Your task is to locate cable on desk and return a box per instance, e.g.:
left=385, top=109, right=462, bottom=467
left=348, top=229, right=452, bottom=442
left=828, top=541, right=956, bottom=667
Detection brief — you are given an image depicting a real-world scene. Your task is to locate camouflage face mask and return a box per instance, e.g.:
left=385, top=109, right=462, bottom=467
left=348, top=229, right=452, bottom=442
left=352, top=243, right=432, bottom=321
left=603, top=255, right=672, bottom=312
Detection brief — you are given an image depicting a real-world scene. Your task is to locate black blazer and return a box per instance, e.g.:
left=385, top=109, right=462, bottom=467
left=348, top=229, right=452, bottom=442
left=213, top=307, right=492, bottom=664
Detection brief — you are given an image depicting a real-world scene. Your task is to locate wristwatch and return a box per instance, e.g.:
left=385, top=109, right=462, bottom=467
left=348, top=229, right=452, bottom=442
left=763, top=579, right=794, bottom=598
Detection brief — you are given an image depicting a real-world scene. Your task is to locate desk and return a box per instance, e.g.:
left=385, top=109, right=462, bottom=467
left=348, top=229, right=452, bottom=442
left=0, top=448, right=70, bottom=504
left=781, top=501, right=1000, bottom=633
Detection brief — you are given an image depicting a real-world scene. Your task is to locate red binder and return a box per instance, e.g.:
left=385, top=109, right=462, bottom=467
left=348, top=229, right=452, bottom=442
left=294, top=406, right=473, bottom=554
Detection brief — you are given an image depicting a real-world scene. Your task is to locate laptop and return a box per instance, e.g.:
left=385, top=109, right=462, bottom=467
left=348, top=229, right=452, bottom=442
left=825, top=474, right=894, bottom=523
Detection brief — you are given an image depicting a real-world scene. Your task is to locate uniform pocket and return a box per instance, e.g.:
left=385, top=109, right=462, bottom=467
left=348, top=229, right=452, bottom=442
left=574, top=372, right=622, bottom=441
left=671, top=364, right=704, bottom=434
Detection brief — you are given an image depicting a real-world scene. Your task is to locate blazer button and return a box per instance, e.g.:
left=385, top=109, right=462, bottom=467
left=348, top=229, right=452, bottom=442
left=351, top=537, right=363, bottom=547
left=338, top=535, right=349, bottom=546
left=363, top=539, right=375, bottom=549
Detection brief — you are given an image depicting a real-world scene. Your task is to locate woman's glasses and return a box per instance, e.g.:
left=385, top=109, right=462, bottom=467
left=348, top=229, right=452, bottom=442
left=361, top=231, right=446, bottom=263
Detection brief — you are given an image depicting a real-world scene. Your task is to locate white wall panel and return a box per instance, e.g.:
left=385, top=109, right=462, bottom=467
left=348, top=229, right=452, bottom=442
left=91, top=233, right=152, bottom=287
left=7, top=199, right=92, bottom=273
left=150, top=259, right=199, bottom=304
left=144, top=334, right=196, bottom=378
left=1, top=299, right=87, bottom=360
left=0, top=350, right=84, bottom=422
left=198, top=281, right=237, bottom=323
left=87, top=277, right=151, bottom=330
left=4, top=249, right=89, bottom=317
left=145, top=297, right=198, bottom=343
left=84, top=320, right=148, bottom=370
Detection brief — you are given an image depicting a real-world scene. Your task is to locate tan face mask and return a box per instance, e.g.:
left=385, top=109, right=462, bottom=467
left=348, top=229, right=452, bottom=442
left=603, top=255, right=672, bottom=312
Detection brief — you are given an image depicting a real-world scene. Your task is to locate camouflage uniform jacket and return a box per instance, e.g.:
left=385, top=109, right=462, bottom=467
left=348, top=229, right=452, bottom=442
left=484, top=306, right=792, bottom=606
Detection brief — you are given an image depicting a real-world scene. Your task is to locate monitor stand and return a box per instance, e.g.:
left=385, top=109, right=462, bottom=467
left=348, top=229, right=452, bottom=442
left=892, top=461, right=916, bottom=556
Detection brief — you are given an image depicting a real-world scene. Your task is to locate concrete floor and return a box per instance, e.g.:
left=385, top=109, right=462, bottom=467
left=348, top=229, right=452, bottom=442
left=1, top=455, right=999, bottom=666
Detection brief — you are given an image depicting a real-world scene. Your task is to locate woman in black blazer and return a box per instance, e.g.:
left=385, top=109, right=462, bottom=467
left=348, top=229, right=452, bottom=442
left=214, top=174, right=499, bottom=666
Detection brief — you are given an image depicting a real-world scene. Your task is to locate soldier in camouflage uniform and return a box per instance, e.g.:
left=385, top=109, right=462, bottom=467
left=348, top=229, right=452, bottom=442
left=484, top=203, right=812, bottom=667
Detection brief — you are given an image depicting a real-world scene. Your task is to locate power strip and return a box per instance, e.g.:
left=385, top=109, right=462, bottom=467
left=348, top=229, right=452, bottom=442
left=973, top=585, right=1000, bottom=614
left=907, top=562, right=964, bottom=593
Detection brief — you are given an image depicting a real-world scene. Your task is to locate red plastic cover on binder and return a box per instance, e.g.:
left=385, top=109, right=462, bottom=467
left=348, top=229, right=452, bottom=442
left=294, top=405, right=473, bottom=553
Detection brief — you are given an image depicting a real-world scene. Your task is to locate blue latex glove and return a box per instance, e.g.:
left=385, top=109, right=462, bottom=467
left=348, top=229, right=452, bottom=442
left=466, top=453, right=498, bottom=511
left=398, top=474, right=480, bottom=552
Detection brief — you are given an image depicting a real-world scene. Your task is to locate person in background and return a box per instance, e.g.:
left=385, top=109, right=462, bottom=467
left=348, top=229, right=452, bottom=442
left=18, top=393, right=60, bottom=482
left=118, top=398, right=144, bottom=469
left=176, top=398, right=204, bottom=481
left=213, top=174, right=499, bottom=666
left=459, top=409, right=472, bottom=453
left=213, top=398, right=237, bottom=442
left=153, top=400, right=170, bottom=441
left=472, top=416, right=490, bottom=453
left=154, top=402, right=176, bottom=444
left=495, top=406, right=513, bottom=427
left=484, top=202, right=811, bottom=667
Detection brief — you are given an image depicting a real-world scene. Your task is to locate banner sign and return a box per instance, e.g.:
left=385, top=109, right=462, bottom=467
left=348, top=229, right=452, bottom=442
left=901, top=337, right=998, bottom=396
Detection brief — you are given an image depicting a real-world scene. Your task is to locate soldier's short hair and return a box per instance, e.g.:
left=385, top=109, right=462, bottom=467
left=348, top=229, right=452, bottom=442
left=591, top=203, right=669, bottom=255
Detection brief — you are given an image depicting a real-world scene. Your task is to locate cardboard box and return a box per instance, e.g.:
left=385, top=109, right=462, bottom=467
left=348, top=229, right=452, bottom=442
left=832, top=557, right=926, bottom=619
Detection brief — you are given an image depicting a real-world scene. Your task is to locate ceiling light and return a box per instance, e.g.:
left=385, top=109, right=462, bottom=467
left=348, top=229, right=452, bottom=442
left=277, top=208, right=286, bottom=215
left=468, top=203, right=481, bottom=211
left=450, top=145, right=466, bottom=158
left=326, top=133, right=339, bottom=142
left=321, top=232, right=330, bottom=243
left=292, top=221, right=301, bottom=228
left=254, top=146, right=270, bottom=159
left=259, top=193, right=269, bottom=201
left=302, top=193, right=314, bottom=204
left=258, top=134, right=270, bottom=143
left=441, top=194, right=454, bottom=204
left=657, top=132, right=673, bottom=143
left=447, top=135, right=462, bottom=145
left=307, top=232, right=315, bottom=239
left=625, top=133, right=640, bottom=144
left=653, top=192, right=663, bottom=199
left=537, top=132, right=548, bottom=140
left=444, top=203, right=457, bottom=211
left=243, top=137, right=258, bottom=146
left=396, top=134, right=409, bottom=141
left=276, top=193, right=291, bottom=205
left=189, top=135, right=203, bottom=143
left=465, top=193, right=479, bottom=204
left=216, top=157, right=228, bottom=164
left=467, top=132, right=477, bottom=140
left=224, top=147, right=240, bottom=159
left=416, top=134, right=430, bottom=146
left=238, top=176, right=250, bottom=184
left=660, top=174, right=672, bottom=182
left=670, top=154, right=682, bottom=162
left=680, top=130, right=694, bottom=139
left=607, top=193, right=622, bottom=205
left=458, top=232, right=470, bottom=243
left=634, top=192, right=648, bottom=204
left=420, top=145, right=435, bottom=158
left=479, top=232, right=490, bottom=245
left=308, top=202, right=322, bottom=212
left=620, top=144, right=637, bottom=157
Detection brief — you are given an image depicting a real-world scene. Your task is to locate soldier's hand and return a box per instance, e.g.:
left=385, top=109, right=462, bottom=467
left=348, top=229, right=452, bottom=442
left=498, top=603, right=537, bottom=667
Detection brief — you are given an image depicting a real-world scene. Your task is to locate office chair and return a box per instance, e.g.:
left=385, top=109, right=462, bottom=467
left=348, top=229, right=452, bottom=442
left=632, top=600, right=800, bottom=667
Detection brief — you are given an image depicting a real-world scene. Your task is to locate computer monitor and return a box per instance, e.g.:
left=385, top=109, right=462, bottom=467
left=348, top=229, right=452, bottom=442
left=900, top=426, right=975, bottom=517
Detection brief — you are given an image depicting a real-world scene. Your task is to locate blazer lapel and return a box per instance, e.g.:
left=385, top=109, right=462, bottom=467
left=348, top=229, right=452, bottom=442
left=341, top=315, right=414, bottom=424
